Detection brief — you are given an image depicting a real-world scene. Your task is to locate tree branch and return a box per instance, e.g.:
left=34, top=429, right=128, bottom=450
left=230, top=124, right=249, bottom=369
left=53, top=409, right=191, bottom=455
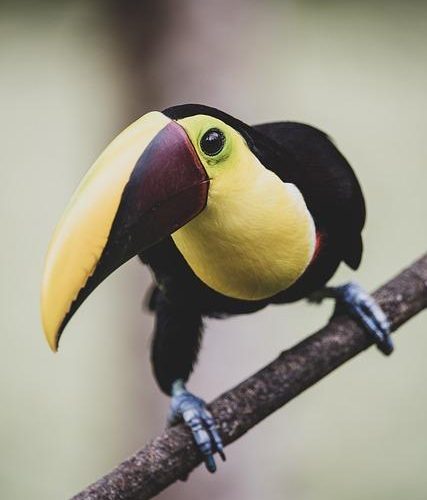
left=73, top=253, right=427, bottom=500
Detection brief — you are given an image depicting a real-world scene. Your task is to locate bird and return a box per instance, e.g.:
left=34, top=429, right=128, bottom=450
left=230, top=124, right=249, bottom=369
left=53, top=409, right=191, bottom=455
left=41, top=103, right=393, bottom=473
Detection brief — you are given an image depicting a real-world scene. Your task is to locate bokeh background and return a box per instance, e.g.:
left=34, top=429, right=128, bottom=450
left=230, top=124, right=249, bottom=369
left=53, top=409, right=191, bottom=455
left=1, top=1, right=427, bottom=499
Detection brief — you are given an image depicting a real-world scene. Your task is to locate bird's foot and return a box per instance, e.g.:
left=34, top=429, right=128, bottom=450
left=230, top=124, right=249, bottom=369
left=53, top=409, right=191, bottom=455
left=335, top=282, right=393, bottom=355
left=310, top=282, right=393, bottom=355
left=168, top=380, right=225, bottom=473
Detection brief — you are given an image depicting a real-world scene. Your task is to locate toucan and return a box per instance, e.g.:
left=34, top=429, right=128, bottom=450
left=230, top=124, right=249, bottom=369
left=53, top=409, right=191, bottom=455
left=41, top=104, right=392, bottom=473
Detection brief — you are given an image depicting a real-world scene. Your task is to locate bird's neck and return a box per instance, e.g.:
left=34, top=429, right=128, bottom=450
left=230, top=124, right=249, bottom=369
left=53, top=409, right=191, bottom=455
left=172, top=166, right=316, bottom=300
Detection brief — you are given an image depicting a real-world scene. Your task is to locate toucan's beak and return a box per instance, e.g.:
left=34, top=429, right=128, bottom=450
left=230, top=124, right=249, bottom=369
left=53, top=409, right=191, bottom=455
left=41, top=112, right=209, bottom=351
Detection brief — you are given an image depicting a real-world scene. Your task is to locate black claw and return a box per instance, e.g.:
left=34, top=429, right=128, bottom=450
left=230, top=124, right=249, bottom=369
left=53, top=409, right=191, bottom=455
left=378, top=335, right=394, bottom=356
left=218, top=448, right=226, bottom=462
left=169, top=390, right=225, bottom=473
left=205, top=415, right=226, bottom=461
left=205, top=455, right=217, bottom=473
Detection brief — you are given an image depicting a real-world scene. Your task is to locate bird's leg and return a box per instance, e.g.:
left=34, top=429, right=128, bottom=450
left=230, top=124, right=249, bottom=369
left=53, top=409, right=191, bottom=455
left=308, top=282, right=393, bottom=355
left=168, top=379, right=225, bottom=473
left=150, top=290, right=225, bottom=474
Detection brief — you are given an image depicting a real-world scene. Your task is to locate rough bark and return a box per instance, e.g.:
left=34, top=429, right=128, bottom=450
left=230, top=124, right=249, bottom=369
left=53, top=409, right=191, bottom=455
left=73, top=253, right=427, bottom=500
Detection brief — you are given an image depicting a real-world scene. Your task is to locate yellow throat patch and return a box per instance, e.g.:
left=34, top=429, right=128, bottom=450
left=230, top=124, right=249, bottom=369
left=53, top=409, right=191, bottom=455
left=171, top=115, right=316, bottom=301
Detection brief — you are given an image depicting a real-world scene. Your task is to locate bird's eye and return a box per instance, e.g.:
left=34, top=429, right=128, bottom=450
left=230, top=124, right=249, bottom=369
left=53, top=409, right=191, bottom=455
left=200, top=128, right=225, bottom=157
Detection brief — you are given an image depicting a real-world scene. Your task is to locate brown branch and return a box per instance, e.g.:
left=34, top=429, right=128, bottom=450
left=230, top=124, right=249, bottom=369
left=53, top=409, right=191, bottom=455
left=73, top=254, right=427, bottom=500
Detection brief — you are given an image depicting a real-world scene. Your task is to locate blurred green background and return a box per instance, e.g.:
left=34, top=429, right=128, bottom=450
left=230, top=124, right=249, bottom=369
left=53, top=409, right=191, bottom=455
left=1, top=1, right=427, bottom=499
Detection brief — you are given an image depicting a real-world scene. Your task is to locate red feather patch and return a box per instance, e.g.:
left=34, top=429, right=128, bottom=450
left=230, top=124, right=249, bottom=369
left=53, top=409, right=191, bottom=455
left=311, top=231, right=324, bottom=264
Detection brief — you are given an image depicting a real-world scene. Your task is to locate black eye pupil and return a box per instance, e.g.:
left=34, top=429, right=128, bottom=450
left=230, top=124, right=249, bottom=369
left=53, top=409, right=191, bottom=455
left=200, top=128, right=225, bottom=156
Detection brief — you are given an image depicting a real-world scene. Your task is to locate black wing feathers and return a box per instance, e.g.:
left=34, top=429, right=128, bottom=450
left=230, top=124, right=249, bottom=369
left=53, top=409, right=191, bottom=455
left=254, top=122, right=365, bottom=270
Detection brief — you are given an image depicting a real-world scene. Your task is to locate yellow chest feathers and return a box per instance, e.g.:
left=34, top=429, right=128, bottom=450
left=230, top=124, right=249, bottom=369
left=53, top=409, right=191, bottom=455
left=172, top=160, right=316, bottom=301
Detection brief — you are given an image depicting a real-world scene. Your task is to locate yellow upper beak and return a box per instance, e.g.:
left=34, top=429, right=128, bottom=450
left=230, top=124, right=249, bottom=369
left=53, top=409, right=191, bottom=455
left=41, top=112, right=171, bottom=351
